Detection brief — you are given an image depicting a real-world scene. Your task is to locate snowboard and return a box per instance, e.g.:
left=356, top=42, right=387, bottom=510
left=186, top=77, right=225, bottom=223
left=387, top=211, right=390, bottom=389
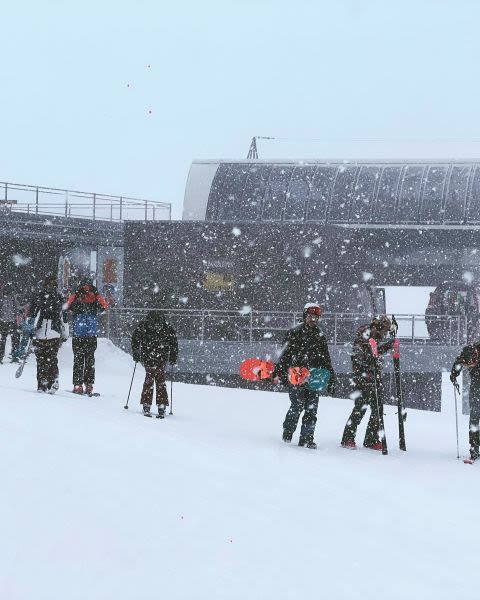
left=306, top=367, right=331, bottom=391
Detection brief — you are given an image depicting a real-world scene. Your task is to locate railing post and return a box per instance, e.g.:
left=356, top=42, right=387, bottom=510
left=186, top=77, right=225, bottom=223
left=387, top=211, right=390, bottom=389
left=412, top=315, right=415, bottom=343
left=249, top=311, right=253, bottom=343
left=144, top=200, right=148, bottom=220
left=65, top=191, right=68, bottom=218
left=93, top=193, right=96, bottom=220
left=334, top=314, right=337, bottom=345
left=35, top=187, right=39, bottom=215
left=201, top=310, right=205, bottom=342
left=120, top=196, right=123, bottom=221
left=4, top=182, right=7, bottom=201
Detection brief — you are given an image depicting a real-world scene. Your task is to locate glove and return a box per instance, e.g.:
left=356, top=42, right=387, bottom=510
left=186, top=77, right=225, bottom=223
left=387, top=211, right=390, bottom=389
left=133, top=355, right=141, bottom=363
left=450, top=370, right=458, bottom=384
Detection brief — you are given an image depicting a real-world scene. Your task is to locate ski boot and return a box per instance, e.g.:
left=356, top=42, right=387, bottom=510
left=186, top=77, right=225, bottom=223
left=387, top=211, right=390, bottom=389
left=282, top=430, right=293, bottom=443
left=364, top=441, right=383, bottom=451
left=73, top=385, right=84, bottom=394
left=85, top=384, right=94, bottom=395
left=157, top=404, right=165, bottom=419
left=143, top=404, right=152, bottom=417
left=341, top=440, right=357, bottom=449
left=298, top=437, right=317, bottom=450
left=47, top=379, right=59, bottom=395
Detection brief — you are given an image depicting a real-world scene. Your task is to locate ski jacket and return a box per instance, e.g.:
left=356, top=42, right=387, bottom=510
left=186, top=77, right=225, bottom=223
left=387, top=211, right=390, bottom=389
left=131, top=312, right=178, bottom=367
left=351, top=324, right=393, bottom=386
left=28, top=289, right=67, bottom=340
left=66, top=286, right=108, bottom=337
left=274, top=323, right=334, bottom=386
left=0, top=292, right=21, bottom=323
left=451, top=343, right=480, bottom=396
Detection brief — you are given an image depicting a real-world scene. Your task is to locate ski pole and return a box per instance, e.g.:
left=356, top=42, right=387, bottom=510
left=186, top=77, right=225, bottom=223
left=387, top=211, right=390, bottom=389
left=169, top=369, right=174, bottom=415
left=369, top=338, right=388, bottom=455
left=124, top=362, right=137, bottom=410
left=453, top=381, right=460, bottom=459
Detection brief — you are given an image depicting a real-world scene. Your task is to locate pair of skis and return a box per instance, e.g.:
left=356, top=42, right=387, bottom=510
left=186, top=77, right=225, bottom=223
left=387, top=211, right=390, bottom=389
left=369, top=315, right=407, bottom=455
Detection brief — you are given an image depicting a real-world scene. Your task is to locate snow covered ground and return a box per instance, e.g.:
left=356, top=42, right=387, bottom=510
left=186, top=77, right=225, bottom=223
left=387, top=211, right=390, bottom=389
left=0, top=338, right=478, bottom=600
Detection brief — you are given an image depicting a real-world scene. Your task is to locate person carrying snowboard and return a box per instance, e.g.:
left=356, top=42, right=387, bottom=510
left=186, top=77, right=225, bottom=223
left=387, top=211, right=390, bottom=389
left=450, top=343, right=480, bottom=462
left=27, top=274, right=68, bottom=393
left=341, top=315, right=393, bottom=450
left=66, top=277, right=109, bottom=395
left=273, top=303, right=336, bottom=449
left=131, top=310, right=178, bottom=417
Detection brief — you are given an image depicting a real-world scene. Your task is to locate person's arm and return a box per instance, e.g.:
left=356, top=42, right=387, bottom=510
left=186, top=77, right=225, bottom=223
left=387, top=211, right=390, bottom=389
left=319, top=336, right=336, bottom=394
left=131, top=325, right=142, bottom=362
left=169, top=329, right=178, bottom=364
left=65, top=293, right=76, bottom=310
left=273, top=331, right=294, bottom=385
left=95, top=293, right=109, bottom=310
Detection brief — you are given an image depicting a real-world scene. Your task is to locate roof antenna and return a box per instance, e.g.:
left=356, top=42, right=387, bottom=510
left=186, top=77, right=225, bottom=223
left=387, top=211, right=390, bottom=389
left=247, top=136, right=275, bottom=159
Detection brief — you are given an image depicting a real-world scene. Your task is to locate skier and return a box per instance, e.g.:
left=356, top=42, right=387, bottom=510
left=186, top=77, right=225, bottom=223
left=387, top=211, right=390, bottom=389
left=341, top=315, right=394, bottom=450
left=131, top=310, right=178, bottom=417
left=0, top=282, right=21, bottom=363
left=273, top=303, right=336, bottom=450
left=27, top=274, right=68, bottom=393
left=450, top=343, right=480, bottom=462
left=66, top=277, right=109, bottom=394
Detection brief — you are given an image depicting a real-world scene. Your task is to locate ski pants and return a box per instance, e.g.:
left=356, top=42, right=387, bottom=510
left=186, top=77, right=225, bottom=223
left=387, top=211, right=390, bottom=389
left=72, top=336, right=97, bottom=385
left=468, top=385, right=480, bottom=460
left=0, top=320, right=20, bottom=361
left=283, top=386, right=319, bottom=442
left=342, top=381, right=384, bottom=447
left=34, top=338, right=60, bottom=390
left=141, top=365, right=169, bottom=407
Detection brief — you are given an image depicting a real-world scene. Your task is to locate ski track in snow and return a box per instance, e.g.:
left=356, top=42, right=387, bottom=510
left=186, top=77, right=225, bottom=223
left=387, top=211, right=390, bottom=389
left=0, top=338, right=478, bottom=600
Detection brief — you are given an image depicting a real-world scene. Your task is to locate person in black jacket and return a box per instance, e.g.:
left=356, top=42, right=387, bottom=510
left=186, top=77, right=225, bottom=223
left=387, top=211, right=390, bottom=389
left=450, top=343, right=480, bottom=462
left=273, top=303, right=336, bottom=449
left=341, top=315, right=393, bottom=450
left=131, top=310, right=178, bottom=417
left=27, top=274, right=67, bottom=393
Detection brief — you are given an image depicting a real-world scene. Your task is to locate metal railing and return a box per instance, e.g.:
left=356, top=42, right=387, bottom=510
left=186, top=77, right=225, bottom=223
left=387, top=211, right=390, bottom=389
left=104, top=308, right=470, bottom=347
left=0, top=181, right=171, bottom=222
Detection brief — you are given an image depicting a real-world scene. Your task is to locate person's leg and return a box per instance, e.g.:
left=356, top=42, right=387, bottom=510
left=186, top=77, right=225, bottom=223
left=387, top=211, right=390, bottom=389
left=299, top=389, right=319, bottom=443
left=363, top=383, right=383, bottom=447
left=45, top=339, right=60, bottom=390
left=0, top=322, right=8, bottom=362
left=72, top=337, right=85, bottom=388
left=83, top=337, right=98, bottom=389
left=469, top=392, right=480, bottom=460
left=9, top=322, right=21, bottom=360
left=153, top=365, right=168, bottom=414
left=282, top=387, right=305, bottom=440
left=141, top=366, right=155, bottom=411
left=34, top=340, right=48, bottom=390
left=341, top=388, right=368, bottom=445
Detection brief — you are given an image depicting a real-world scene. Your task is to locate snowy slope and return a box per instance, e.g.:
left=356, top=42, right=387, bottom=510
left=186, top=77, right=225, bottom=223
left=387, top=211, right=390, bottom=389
left=0, top=339, right=478, bottom=600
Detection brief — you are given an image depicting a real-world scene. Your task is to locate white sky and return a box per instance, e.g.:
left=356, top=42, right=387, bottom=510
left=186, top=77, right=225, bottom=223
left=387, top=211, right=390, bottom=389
left=2, top=0, right=480, bottom=217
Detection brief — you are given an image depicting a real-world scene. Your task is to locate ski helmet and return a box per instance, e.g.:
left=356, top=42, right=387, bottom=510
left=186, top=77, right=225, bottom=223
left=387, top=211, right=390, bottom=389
left=371, top=315, right=392, bottom=333
left=303, top=302, right=321, bottom=319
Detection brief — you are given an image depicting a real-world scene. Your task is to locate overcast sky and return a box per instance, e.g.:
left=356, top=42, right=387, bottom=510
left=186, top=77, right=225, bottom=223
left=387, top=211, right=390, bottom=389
left=2, top=0, right=480, bottom=217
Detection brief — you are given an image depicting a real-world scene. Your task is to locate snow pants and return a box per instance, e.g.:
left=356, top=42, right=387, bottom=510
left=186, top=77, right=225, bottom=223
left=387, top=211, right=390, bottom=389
left=141, top=365, right=169, bottom=407
left=468, top=384, right=480, bottom=460
left=72, top=336, right=97, bottom=386
left=34, top=338, right=60, bottom=390
left=341, top=381, right=384, bottom=447
left=283, top=386, right=319, bottom=443
left=0, top=320, right=20, bottom=361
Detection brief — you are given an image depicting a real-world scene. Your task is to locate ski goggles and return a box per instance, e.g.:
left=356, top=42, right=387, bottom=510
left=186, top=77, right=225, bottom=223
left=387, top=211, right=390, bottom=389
left=305, top=306, right=321, bottom=316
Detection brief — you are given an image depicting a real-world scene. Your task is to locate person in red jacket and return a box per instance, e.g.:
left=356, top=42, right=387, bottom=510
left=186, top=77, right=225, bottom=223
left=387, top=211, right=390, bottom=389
left=66, top=277, right=109, bottom=395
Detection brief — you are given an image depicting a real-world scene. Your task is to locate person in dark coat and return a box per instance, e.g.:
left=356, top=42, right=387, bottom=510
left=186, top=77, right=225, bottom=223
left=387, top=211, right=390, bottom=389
left=66, top=277, right=109, bottom=394
left=450, top=343, right=480, bottom=462
left=0, top=282, right=21, bottom=363
left=131, top=310, right=178, bottom=417
left=27, top=274, right=68, bottom=393
left=273, top=303, right=336, bottom=449
left=341, top=315, right=394, bottom=450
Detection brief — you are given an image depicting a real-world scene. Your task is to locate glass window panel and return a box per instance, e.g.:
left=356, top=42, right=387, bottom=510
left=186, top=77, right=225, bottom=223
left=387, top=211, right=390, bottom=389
left=206, top=164, right=229, bottom=220
left=374, top=166, right=402, bottom=222
left=262, top=166, right=294, bottom=221
left=328, top=166, right=358, bottom=222
left=238, top=165, right=272, bottom=221
left=350, top=166, right=381, bottom=223
left=216, top=164, right=250, bottom=221
left=397, top=166, right=425, bottom=222
left=445, top=165, right=471, bottom=223
left=421, top=166, right=448, bottom=223
left=284, top=166, right=316, bottom=221
left=306, top=166, right=336, bottom=221
left=467, top=167, right=480, bottom=222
